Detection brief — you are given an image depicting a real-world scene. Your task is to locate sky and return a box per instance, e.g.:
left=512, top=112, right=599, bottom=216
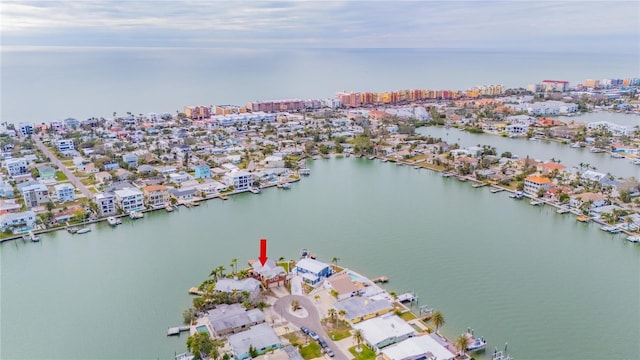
left=1, top=0, right=639, bottom=51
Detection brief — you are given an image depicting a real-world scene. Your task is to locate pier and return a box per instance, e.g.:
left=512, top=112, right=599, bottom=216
left=490, top=187, right=504, bottom=193
left=471, top=182, right=488, bottom=188
left=167, top=325, right=190, bottom=336
left=372, top=275, right=389, bottom=283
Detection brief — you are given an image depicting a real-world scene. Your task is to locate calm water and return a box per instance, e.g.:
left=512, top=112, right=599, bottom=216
left=2, top=158, right=639, bottom=359
left=1, top=47, right=639, bottom=123
left=417, top=112, right=640, bottom=179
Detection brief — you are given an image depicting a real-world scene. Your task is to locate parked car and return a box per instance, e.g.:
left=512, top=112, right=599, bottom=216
left=325, top=349, right=335, bottom=357
left=300, top=327, right=310, bottom=335
left=318, top=339, right=328, bottom=348
left=309, top=331, right=319, bottom=340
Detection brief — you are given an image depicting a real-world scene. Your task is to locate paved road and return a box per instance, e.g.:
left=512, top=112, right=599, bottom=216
left=273, top=295, right=348, bottom=360
left=33, top=137, right=93, bottom=198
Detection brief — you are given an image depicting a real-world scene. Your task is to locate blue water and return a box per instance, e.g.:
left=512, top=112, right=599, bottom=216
left=1, top=48, right=638, bottom=123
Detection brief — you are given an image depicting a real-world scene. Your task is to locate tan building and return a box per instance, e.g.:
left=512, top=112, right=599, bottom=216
left=143, top=185, right=170, bottom=208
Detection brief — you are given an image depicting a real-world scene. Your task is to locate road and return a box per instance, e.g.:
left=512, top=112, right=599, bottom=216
left=33, top=137, right=93, bottom=198
left=273, top=295, right=348, bottom=360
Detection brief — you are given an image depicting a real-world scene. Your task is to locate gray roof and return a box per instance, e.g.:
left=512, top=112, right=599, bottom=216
left=334, top=296, right=393, bottom=321
left=206, top=304, right=265, bottom=334
left=228, top=323, right=280, bottom=356
left=214, top=278, right=261, bottom=293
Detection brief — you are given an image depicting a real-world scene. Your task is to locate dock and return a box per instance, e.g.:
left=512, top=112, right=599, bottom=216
left=188, top=287, right=203, bottom=296
left=397, top=292, right=417, bottom=303
left=529, top=200, right=543, bottom=206
left=556, top=207, right=570, bottom=214
left=167, top=325, right=190, bottom=336
left=372, top=276, right=388, bottom=283
left=490, top=187, right=504, bottom=193
left=471, top=182, right=488, bottom=188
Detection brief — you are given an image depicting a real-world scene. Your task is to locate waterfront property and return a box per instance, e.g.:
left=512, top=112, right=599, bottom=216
left=143, top=185, right=170, bottom=209
left=201, top=303, right=266, bottom=338
left=0, top=210, right=36, bottom=232
left=352, top=314, right=416, bottom=350
left=94, top=192, right=117, bottom=216
left=250, top=259, right=287, bottom=288
left=293, top=257, right=333, bottom=286
left=227, top=323, right=281, bottom=360
left=324, top=272, right=362, bottom=300
left=523, top=176, right=551, bottom=196
left=381, top=334, right=456, bottom=360
left=213, top=278, right=262, bottom=302
left=114, top=187, right=144, bottom=212
left=334, top=296, right=394, bottom=324
left=224, top=170, right=253, bottom=191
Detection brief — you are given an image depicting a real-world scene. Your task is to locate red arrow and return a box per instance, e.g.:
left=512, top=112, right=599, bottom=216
left=259, top=238, right=268, bottom=266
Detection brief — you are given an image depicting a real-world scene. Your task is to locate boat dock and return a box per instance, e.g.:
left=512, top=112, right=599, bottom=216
left=490, top=187, right=504, bottom=193
left=167, top=325, right=190, bottom=336
left=471, top=182, right=488, bottom=188
left=556, top=207, right=570, bottom=214
left=188, top=287, right=203, bottom=295
left=529, top=200, right=543, bottom=206
left=372, top=276, right=388, bottom=283
left=397, top=292, right=417, bottom=303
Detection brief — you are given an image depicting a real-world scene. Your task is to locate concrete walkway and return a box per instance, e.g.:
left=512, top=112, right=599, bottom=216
left=33, top=137, right=93, bottom=198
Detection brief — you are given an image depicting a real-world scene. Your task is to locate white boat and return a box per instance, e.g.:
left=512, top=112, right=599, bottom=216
left=570, top=142, right=581, bottom=148
left=250, top=187, right=261, bottom=194
left=165, top=205, right=174, bottom=212
left=509, top=192, right=524, bottom=199
left=530, top=200, right=543, bottom=206
left=29, top=231, right=40, bottom=242
left=107, top=217, right=121, bottom=226
left=277, top=182, right=291, bottom=189
left=299, top=168, right=311, bottom=176
left=590, top=147, right=605, bottom=153
left=610, top=152, right=624, bottom=159
left=76, top=227, right=91, bottom=234
left=556, top=208, right=570, bottom=214
left=465, top=329, right=487, bottom=352
left=600, top=225, right=621, bottom=234
left=633, top=159, right=640, bottom=165
left=129, top=211, right=144, bottom=219
left=625, top=235, right=640, bottom=243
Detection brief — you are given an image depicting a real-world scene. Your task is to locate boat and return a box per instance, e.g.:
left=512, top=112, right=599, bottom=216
left=570, top=142, right=581, bottom=148
left=278, top=182, right=291, bottom=189
left=556, top=208, right=570, bottom=214
left=625, top=235, right=640, bottom=243
left=610, top=152, right=624, bottom=159
left=600, top=225, right=621, bottom=234
left=632, top=159, right=640, bottom=165
left=413, top=165, right=420, bottom=169
left=590, top=147, right=605, bottom=153
left=165, top=205, right=174, bottom=212
left=509, top=191, right=524, bottom=199
left=107, top=216, right=121, bottom=226
left=529, top=200, right=543, bottom=206
left=576, top=215, right=590, bottom=222
left=249, top=187, right=261, bottom=194
left=490, top=187, right=503, bottom=193
left=76, top=227, right=91, bottom=234
left=219, top=194, right=228, bottom=200
left=299, top=168, right=311, bottom=176
left=381, top=158, right=388, bottom=163
left=28, top=231, right=40, bottom=242
left=67, top=227, right=78, bottom=234
left=466, top=334, right=487, bottom=352
left=192, top=201, right=200, bottom=207
left=367, top=156, right=375, bottom=160
left=129, top=211, right=144, bottom=220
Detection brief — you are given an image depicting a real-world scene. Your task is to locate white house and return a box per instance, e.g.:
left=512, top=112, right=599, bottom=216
left=223, top=170, right=253, bottom=191
left=0, top=210, right=36, bottom=231
left=293, top=258, right=332, bottom=286
left=381, top=334, right=456, bottom=360
left=53, top=183, right=75, bottom=203
left=353, top=314, right=416, bottom=350
left=113, top=187, right=144, bottom=212
left=4, top=157, right=28, bottom=177
left=21, top=183, right=49, bottom=209
left=94, top=192, right=116, bottom=216
left=57, top=139, right=75, bottom=152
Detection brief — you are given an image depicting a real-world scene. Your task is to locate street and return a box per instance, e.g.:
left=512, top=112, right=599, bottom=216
left=33, top=137, right=93, bottom=198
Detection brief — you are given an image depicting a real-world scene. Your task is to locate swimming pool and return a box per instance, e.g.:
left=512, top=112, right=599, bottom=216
left=196, top=325, right=209, bottom=334
left=348, top=272, right=367, bottom=283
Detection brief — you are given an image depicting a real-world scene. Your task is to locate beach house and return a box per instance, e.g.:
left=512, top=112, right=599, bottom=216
left=228, top=323, right=281, bottom=360
left=353, top=314, right=416, bottom=350
left=293, top=258, right=333, bottom=286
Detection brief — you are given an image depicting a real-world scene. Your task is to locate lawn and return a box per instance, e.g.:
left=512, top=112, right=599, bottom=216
left=80, top=178, right=97, bottom=185
left=348, top=345, right=376, bottom=360
left=55, top=171, right=68, bottom=181
left=300, top=342, right=322, bottom=360
left=322, top=319, right=352, bottom=341
left=400, top=311, right=417, bottom=321
left=61, top=160, right=74, bottom=166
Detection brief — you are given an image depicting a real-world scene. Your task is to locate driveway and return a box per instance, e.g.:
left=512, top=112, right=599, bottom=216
left=34, top=137, right=93, bottom=198
left=273, top=295, right=349, bottom=360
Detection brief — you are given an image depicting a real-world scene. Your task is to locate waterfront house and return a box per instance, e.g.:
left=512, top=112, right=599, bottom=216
left=293, top=258, right=333, bottom=286
left=324, top=272, right=362, bottom=300
left=251, top=259, right=287, bottom=288
left=223, top=170, right=253, bottom=191
left=37, top=165, right=56, bottom=180
left=193, top=164, right=211, bottom=179
left=213, top=278, right=262, bottom=302
left=142, top=185, right=170, bottom=208
left=353, top=314, right=416, bottom=350
left=381, top=334, right=456, bottom=360
left=0, top=210, right=36, bottom=232
left=570, top=192, right=607, bottom=210
left=203, top=303, right=265, bottom=338
left=20, top=183, right=49, bottom=209
left=3, top=157, right=28, bottom=178
left=113, top=187, right=144, bottom=212
left=94, top=192, right=116, bottom=216
left=169, top=187, right=195, bottom=201
left=523, top=176, right=552, bottom=196
left=53, top=183, right=76, bottom=203
left=0, top=199, right=22, bottom=213
left=334, top=296, right=393, bottom=324
left=228, top=323, right=281, bottom=360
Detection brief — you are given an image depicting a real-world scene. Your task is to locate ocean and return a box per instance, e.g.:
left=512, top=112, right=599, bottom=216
left=1, top=47, right=638, bottom=123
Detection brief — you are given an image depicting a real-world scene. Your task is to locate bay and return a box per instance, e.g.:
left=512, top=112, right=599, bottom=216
left=1, top=157, right=639, bottom=359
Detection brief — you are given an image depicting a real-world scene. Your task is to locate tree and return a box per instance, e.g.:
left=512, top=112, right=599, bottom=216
left=230, top=258, right=238, bottom=277
left=183, top=307, right=198, bottom=325
left=353, top=329, right=364, bottom=351
left=454, top=334, right=469, bottom=356
left=290, top=299, right=301, bottom=311
left=430, top=310, right=445, bottom=333
left=248, top=344, right=259, bottom=358
left=328, top=308, right=337, bottom=323
left=46, top=201, right=55, bottom=212
left=331, top=257, right=340, bottom=266
left=186, top=332, right=216, bottom=360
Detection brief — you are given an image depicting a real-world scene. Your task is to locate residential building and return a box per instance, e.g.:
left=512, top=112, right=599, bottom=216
left=193, top=164, right=211, bottom=179
left=21, top=183, right=49, bottom=209
left=204, top=303, right=265, bottom=337
left=570, top=192, right=607, bottom=209
left=53, top=183, right=75, bottom=203
left=63, top=118, right=80, bottom=129
left=4, top=157, right=28, bottom=177
left=95, top=171, right=113, bottom=184
left=264, top=155, right=285, bottom=168
left=213, top=278, right=262, bottom=302
left=184, top=105, right=211, bottom=120
left=523, top=176, right=551, bottom=196
left=143, top=185, right=170, bottom=208
left=114, top=187, right=144, bottom=212
left=169, top=187, right=196, bottom=201
left=251, top=259, right=287, bottom=288
left=293, top=258, right=333, bottom=286
left=353, top=314, right=416, bottom=350
left=223, top=170, right=253, bottom=191
left=57, top=139, right=75, bottom=152
left=228, top=323, right=281, bottom=360
left=334, top=296, right=393, bottom=324
left=94, top=192, right=117, bottom=216
left=122, top=153, right=138, bottom=168
left=169, top=171, right=190, bottom=183
left=381, top=334, right=456, bottom=360
left=0, top=210, right=36, bottom=231
left=17, top=122, right=34, bottom=136
left=325, top=272, right=362, bottom=300
left=0, top=199, right=22, bottom=213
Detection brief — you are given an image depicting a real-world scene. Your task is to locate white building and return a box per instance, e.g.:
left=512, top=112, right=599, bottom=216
left=113, top=187, right=144, bottom=212
left=381, top=334, right=456, bottom=360
left=57, top=139, right=75, bottom=152
left=53, top=183, right=75, bottom=203
left=223, top=170, right=253, bottom=191
left=586, top=121, right=633, bottom=136
left=0, top=210, right=36, bottom=231
left=353, top=314, right=416, bottom=350
left=523, top=176, right=552, bottom=196
left=4, top=157, right=29, bottom=178
left=505, top=124, right=529, bottom=137
left=21, top=183, right=49, bottom=209
left=94, top=192, right=116, bottom=216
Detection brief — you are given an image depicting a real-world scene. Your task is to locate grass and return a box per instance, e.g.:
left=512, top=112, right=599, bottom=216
left=400, top=311, right=417, bottom=321
left=61, top=160, right=73, bottom=166
left=348, top=345, right=376, bottom=360
left=322, top=319, right=352, bottom=341
left=410, top=323, right=424, bottom=333
left=299, top=342, right=323, bottom=360
left=55, top=171, right=68, bottom=181
left=80, top=178, right=97, bottom=185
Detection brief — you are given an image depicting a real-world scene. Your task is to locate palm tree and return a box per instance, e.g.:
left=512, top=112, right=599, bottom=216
left=331, top=257, right=340, bottom=266
left=328, top=308, right=337, bottom=323
left=209, top=265, right=225, bottom=281
left=454, top=334, right=469, bottom=356
left=430, top=310, right=445, bottom=333
left=230, top=258, right=238, bottom=277
left=290, top=299, right=301, bottom=311
left=353, top=329, right=364, bottom=351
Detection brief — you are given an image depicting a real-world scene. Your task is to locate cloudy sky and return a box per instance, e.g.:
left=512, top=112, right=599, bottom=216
left=1, top=1, right=639, bottom=51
